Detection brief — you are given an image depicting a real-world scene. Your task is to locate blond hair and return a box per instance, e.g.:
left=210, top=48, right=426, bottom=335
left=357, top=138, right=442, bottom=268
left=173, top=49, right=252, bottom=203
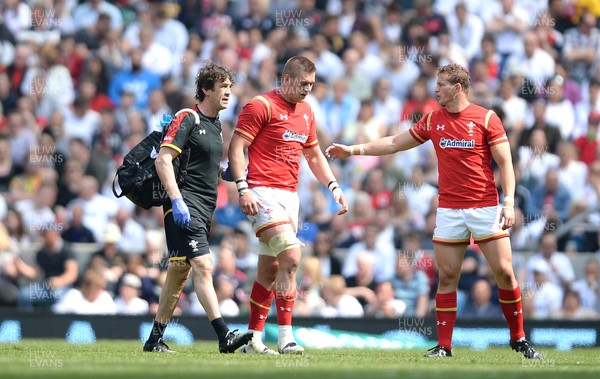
left=437, top=63, right=470, bottom=93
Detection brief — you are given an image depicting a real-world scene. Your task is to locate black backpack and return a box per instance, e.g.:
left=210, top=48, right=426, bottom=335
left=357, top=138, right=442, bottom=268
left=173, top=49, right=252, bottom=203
left=112, top=108, right=200, bottom=209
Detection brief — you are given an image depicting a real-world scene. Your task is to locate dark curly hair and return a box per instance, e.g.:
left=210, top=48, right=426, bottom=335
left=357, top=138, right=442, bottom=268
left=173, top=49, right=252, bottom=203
left=194, top=61, right=235, bottom=102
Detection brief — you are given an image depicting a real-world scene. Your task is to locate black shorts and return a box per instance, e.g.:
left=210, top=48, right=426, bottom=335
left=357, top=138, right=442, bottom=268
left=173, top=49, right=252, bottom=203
left=163, top=209, right=211, bottom=262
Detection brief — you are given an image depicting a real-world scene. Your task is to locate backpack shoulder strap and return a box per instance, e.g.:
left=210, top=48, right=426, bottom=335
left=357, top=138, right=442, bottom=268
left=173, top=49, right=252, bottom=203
left=254, top=95, right=271, bottom=123
left=175, top=108, right=201, bottom=126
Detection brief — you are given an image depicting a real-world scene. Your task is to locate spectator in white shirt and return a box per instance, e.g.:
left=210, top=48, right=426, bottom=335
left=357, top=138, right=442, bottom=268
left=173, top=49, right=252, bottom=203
left=63, top=98, right=101, bottom=148
left=311, top=34, right=344, bottom=84
left=499, top=78, right=527, bottom=146
left=482, top=0, right=529, bottom=58
left=447, top=2, right=484, bottom=62
left=114, top=207, right=146, bottom=255
left=384, top=44, right=420, bottom=102
left=571, top=258, right=599, bottom=311
left=526, top=233, right=575, bottom=290
left=556, top=141, right=588, bottom=202
left=545, top=75, right=577, bottom=140
left=1, top=0, right=31, bottom=36
left=405, top=165, right=438, bottom=219
left=15, top=183, right=57, bottom=239
left=138, top=25, right=173, bottom=78
left=519, top=129, right=560, bottom=185
left=528, top=258, right=563, bottom=319
left=320, top=275, right=364, bottom=318
left=115, top=273, right=149, bottom=315
left=506, top=31, right=555, bottom=91
left=53, top=269, right=117, bottom=315
left=68, top=176, right=118, bottom=243
left=373, top=77, right=402, bottom=130
left=151, top=6, right=189, bottom=68
left=343, top=223, right=396, bottom=283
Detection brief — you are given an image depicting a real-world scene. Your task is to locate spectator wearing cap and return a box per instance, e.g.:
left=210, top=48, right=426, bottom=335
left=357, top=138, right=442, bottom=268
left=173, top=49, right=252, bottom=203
left=15, top=225, right=78, bottom=310
left=114, top=273, right=149, bottom=315
left=52, top=268, right=117, bottom=315
left=528, top=258, right=563, bottom=319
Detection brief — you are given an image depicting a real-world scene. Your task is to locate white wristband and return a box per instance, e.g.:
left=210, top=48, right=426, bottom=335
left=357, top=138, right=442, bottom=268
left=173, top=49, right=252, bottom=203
left=503, top=195, right=514, bottom=204
left=349, top=145, right=355, bottom=156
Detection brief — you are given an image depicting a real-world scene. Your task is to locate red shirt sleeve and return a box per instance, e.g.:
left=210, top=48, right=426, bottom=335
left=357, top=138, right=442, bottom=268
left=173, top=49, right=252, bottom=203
left=408, top=111, right=432, bottom=144
left=234, top=98, right=270, bottom=142
left=485, top=111, right=509, bottom=147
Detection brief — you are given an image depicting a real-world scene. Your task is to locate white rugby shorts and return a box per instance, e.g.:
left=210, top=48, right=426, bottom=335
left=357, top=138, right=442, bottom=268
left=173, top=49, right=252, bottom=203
left=433, top=206, right=509, bottom=245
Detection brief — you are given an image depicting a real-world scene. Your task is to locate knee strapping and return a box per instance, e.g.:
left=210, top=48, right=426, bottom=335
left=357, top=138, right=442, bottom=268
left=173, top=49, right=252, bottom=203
left=267, top=231, right=303, bottom=255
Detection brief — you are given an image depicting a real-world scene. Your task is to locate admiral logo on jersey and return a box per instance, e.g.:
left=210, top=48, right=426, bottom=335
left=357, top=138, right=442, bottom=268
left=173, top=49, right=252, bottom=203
left=439, top=138, right=476, bottom=148
left=282, top=129, right=309, bottom=143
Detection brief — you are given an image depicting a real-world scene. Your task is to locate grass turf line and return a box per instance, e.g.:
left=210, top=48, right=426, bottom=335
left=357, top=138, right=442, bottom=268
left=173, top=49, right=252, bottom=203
left=0, top=340, right=599, bottom=379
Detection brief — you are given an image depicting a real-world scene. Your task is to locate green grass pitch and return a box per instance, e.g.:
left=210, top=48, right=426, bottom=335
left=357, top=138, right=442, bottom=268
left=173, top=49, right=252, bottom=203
left=1, top=340, right=599, bottom=378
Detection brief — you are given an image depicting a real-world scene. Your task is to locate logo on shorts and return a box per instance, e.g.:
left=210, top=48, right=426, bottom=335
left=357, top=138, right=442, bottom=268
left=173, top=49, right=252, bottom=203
left=188, top=240, right=199, bottom=252
left=439, top=138, right=475, bottom=149
left=263, top=208, right=274, bottom=220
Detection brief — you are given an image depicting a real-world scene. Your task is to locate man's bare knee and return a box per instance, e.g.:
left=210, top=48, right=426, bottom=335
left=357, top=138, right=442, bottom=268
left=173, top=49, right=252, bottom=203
left=190, top=256, right=214, bottom=280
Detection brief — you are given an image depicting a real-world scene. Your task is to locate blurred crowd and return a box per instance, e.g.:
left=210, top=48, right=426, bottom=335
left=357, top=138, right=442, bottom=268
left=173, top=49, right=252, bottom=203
left=0, top=0, right=599, bottom=321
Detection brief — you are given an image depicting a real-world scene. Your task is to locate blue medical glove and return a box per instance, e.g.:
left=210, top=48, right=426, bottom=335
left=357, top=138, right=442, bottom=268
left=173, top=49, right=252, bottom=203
left=172, top=198, right=190, bottom=227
